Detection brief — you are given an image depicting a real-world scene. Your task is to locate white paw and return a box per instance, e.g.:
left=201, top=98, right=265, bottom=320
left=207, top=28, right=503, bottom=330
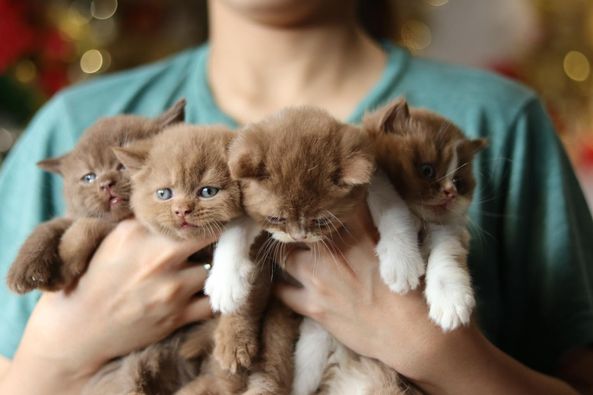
left=426, top=283, right=475, bottom=331
left=204, top=258, right=253, bottom=314
left=377, top=242, right=425, bottom=294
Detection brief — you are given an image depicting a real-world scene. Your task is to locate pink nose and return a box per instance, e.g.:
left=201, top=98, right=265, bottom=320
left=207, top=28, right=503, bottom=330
left=174, top=207, right=193, bottom=217
left=290, top=232, right=308, bottom=241
left=443, top=187, right=457, bottom=199
left=100, top=180, right=115, bottom=190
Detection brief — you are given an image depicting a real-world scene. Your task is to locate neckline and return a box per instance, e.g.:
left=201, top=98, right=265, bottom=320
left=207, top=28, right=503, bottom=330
left=188, top=41, right=410, bottom=126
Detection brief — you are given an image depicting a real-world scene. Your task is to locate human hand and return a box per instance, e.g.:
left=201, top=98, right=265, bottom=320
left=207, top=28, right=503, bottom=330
left=274, top=203, right=473, bottom=385
left=15, top=219, right=216, bottom=379
left=274, top=204, right=584, bottom=395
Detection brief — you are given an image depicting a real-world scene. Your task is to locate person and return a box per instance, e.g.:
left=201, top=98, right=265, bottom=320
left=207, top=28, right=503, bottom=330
left=0, top=0, right=592, bottom=394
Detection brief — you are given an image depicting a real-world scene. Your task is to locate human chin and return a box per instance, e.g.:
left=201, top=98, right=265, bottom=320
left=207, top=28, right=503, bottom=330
left=218, top=0, right=336, bottom=26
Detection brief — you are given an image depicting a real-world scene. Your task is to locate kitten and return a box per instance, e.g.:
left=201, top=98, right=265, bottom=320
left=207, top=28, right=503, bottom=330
left=227, top=106, right=412, bottom=395
left=107, top=123, right=298, bottom=395
left=364, top=98, right=487, bottom=331
left=7, top=99, right=186, bottom=293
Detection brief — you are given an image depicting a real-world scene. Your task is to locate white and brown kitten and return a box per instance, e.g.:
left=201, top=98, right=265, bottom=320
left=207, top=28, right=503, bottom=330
left=227, top=106, right=413, bottom=395
left=364, top=98, right=487, bottom=331
left=7, top=99, right=185, bottom=293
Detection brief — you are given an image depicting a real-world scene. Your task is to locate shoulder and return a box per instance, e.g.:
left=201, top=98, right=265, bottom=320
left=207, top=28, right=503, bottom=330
left=385, top=45, right=540, bottom=137
left=46, top=46, right=203, bottom=136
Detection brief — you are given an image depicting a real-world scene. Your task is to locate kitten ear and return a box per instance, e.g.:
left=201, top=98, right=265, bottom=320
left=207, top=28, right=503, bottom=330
left=339, top=127, right=375, bottom=186
left=363, top=98, right=410, bottom=135
left=227, top=133, right=268, bottom=180
left=466, top=138, right=488, bottom=155
left=156, top=98, right=186, bottom=129
left=341, top=155, right=374, bottom=186
left=112, top=143, right=150, bottom=172
left=37, top=154, right=68, bottom=175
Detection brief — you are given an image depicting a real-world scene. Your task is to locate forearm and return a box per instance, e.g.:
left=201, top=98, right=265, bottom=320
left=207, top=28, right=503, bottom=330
left=0, top=350, right=93, bottom=395
left=388, top=326, right=579, bottom=395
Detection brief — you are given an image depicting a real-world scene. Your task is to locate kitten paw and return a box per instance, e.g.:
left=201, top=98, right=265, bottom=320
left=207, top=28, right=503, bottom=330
left=377, top=243, right=425, bottom=294
left=426, top=284, right=475, bottom=331
left=214, top=325, right=258, bottom=373
left=7, top=259, right=57, bottom=293
left=7, top=254, right=62, bottom=294
left=205, top=258, right=253, bottom=314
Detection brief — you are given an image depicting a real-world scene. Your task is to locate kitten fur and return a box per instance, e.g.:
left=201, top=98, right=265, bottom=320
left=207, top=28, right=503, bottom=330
left=7, top=99, right=185, bottom=293
left=364, top=98, right=487, bottom=331
left=107, top=124, right=299, bottom=395
left=228, top=106, right=411, bottom=395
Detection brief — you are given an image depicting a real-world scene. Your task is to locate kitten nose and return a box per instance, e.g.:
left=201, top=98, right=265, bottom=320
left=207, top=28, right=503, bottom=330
left=100, top=180, right=115, bottom=190
left=174, top=204, right=194, bottom=217
left=289, top=230, right=308, bottom=242
left=443, top=186, right=457, bottom=199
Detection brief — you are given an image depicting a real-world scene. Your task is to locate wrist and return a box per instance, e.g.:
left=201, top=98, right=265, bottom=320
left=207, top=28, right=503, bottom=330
left=399, top=325, right=578, bottom=395
left=3, top=346, right=95, bottom=395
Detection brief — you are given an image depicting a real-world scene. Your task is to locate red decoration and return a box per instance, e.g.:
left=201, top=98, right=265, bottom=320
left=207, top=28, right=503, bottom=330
left=0, top=0, right=37, bottom=72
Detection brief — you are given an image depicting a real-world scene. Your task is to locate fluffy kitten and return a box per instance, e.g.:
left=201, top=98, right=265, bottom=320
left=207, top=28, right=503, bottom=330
left=108, top=124, right=299, bottom=395
left=7, top=99, right=185, bottom=293
left=227, top=106, right=411, bottom=395
left=364, top=98, right=487, bottom=330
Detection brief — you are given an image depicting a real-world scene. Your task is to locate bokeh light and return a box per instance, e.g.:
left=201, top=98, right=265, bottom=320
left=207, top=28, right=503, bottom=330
left=0, top=130, right=15, bottom=154
left=80, top=49, right=104, bottom=74
left=91, top=0, right=118, bottom=20
left=401, top=20, right=432, bottom=52
left=425, top=0, right=449, bottom=7
left=14, top=61, right=37, bottom=84
left=564, top=50, right=591, bottom=82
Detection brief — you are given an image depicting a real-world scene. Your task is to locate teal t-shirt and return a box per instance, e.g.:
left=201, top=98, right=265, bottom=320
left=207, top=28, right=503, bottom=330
left=1, top=43, right=592, bottom=373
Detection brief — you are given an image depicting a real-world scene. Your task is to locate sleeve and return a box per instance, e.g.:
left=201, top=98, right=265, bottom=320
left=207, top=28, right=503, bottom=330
left=0, top=96, right=76, bottom=358
left=499, top=97, right=593, bottom=373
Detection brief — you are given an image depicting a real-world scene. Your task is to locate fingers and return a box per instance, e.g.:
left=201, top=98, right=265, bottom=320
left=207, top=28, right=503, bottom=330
left=274, top=283, right=312, bottom=317
left=176, top=264, right=210, bottom=298
left=107, top=219, right=218, bottom=268
left=282, top=249, right=316, bottom=285
left=179, top=296, right=213, bottom=325
left=171, top=235, right=218, bottom=261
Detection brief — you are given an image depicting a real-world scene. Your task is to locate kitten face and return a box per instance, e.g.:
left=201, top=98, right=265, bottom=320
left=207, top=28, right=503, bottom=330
left=229, top=106, right=374, bottom=243
left=365, top=99, right=487, bottom=224
left=37, top=99, right=186, bottom=221
left=115, top=124, right=242, bottom=241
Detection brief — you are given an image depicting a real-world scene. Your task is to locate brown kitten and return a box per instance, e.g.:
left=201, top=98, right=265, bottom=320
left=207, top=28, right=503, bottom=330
left=7, top=99, right=186, bottom=293
left=229, top=106, right=374, bottom=243
left=364, top=98, right=487, bottom=331
left=364, top=99, right=487, bottom=224
left=114, top=123, right=242, bottom=240
left=112, top=123, right=263, bottom=395
left=229, top=106, right=410, bottom=395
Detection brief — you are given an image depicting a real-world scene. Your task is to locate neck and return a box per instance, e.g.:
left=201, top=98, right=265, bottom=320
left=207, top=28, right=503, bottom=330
left=207, top=1, right=387, bottom=123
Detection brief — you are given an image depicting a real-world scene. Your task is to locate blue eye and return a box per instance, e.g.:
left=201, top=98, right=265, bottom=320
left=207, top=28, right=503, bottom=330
left=199, top=186, right=219, bottom=198
left=81, top=172, right=97, bottom=183
left=156, top=188, right=173, bottom=200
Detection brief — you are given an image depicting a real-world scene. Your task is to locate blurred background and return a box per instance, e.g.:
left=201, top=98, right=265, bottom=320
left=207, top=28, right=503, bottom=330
left=1, top=0, right=592, bottom=205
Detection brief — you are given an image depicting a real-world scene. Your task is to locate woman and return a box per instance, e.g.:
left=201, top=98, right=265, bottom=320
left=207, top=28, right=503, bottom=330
left=0, top=1, right=592, bottom=393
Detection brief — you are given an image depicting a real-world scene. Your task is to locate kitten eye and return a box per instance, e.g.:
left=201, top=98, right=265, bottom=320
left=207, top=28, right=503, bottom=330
left=198, top=186, right=219, bottom=198
left=81, top=172, right=97, bottom=183
left=267, top=216, right=286, bottom=225
left=419, top=164, right=436, bottom=180
left=313, top=217, right=332, bottom=227
left=452, top=177, right=464, bottom=191
left=116, top=163, right=126, bottom=171
left=156, top=188, right=173, bottom=200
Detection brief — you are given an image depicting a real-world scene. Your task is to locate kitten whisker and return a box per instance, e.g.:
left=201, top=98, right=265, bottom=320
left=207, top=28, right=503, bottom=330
left=437, top=161, right=469, bottom=183
left=324, top=210, right=353, bottom=240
